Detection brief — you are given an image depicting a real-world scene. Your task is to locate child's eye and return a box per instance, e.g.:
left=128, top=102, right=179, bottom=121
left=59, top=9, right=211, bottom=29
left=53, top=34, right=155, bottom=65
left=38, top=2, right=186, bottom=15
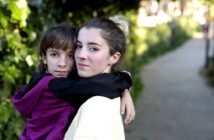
left=68, top=53, right=74, bottom=59
left=50, top=53, right=58, bottom=57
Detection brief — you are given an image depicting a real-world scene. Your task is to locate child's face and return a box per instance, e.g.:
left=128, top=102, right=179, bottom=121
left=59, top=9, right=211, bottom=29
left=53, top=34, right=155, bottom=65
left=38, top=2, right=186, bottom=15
left=43, top=48, right=75, bottom=77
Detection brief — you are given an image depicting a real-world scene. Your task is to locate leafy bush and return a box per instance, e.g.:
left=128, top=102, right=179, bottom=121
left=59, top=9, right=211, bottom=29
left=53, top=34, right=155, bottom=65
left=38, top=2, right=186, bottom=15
left=0, top=0, right=36, bottom=139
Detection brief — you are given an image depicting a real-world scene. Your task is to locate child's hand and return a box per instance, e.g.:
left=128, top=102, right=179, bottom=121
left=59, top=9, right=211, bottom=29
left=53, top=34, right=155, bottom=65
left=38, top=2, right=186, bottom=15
left=120, top=89, right=135, bottom=125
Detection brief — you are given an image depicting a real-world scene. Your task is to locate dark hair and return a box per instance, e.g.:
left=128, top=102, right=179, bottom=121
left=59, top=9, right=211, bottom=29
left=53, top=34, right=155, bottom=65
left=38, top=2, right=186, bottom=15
left=38, top=24, right=78, bottom=73
left=80, top=17, right=128, bottom=71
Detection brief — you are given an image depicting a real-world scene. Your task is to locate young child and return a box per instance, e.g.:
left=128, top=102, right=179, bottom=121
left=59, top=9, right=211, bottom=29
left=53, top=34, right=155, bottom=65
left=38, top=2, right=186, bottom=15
left=12, top=24, right=133, bottom=140
left=12, top=24, right=77, bottom=140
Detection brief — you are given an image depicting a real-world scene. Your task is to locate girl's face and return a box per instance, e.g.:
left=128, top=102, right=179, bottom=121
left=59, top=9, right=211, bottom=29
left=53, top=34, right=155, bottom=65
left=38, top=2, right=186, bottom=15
left=75, top=27, right=120, bottom=77
left=43, top=48, right=75, bottom=77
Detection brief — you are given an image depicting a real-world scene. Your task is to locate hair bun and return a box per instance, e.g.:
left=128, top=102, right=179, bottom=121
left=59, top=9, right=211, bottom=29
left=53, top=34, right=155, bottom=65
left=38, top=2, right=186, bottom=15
left=109, top=15, right=129, bottom=37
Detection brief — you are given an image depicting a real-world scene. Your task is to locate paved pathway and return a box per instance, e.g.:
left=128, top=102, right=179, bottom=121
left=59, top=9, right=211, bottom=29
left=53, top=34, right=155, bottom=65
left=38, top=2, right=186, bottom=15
left=125, top=34, right=214, bottom=140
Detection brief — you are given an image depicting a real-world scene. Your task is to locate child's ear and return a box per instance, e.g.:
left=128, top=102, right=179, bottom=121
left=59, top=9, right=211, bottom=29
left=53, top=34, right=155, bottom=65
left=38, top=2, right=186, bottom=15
left=42, top=55, right=47, bottom=64
left=110, top=52, right=121, bottom=65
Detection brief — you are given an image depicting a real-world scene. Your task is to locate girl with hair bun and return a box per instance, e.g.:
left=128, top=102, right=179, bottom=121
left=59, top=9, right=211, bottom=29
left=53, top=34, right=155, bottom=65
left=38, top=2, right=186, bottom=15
left=59, top=16, right=135, bottom=140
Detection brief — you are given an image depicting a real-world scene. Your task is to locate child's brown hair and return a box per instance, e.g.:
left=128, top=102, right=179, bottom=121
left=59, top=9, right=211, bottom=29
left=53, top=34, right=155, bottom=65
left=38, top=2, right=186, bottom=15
left=38, top=24, right=78, bottom=73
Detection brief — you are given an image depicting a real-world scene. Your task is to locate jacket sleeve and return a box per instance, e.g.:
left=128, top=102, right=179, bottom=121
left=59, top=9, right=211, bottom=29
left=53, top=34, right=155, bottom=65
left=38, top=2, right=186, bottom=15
left=12, top=76, right=55, bottom=118
left=48, top=72, right=132, bottom=108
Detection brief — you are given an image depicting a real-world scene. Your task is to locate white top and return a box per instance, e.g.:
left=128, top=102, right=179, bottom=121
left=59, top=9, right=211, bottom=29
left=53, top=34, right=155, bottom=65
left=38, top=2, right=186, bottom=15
left=64, top=96, right=125, bottom=140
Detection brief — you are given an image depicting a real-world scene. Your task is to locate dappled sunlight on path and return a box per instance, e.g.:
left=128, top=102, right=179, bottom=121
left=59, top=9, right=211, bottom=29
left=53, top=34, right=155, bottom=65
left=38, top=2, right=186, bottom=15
left=125, top=36, right=214, bottom=140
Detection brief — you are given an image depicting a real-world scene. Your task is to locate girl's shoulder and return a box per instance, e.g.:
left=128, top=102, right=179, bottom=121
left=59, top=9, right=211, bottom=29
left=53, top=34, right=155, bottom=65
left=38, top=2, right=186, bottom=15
left=39, top=73, right=55, bottom=84
left=17, top=73, right=55, bottom=97
left=28, top=73, right=55, bottom=89
left=12, top=73, right=55, bottom=117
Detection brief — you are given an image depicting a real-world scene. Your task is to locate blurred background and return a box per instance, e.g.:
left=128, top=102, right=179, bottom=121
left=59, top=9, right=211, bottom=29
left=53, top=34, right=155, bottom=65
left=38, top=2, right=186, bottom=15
left=0, top=0, right=213, bottom=139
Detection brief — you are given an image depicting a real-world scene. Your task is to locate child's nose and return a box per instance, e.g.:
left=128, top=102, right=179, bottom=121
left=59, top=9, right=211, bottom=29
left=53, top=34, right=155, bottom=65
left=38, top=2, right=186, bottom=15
left=58, top=56, right=67, bottom=67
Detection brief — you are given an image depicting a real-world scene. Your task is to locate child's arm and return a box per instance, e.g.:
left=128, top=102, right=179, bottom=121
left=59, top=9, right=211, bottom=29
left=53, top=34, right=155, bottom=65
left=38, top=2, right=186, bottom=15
left=12, top=74, right=54, bottom=118
left=49, top=72, right=132, bottom=108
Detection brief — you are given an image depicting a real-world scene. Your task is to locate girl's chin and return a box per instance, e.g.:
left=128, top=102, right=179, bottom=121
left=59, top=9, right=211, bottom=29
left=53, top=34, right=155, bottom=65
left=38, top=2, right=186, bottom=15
left=77, top=71, right=93, bottom=78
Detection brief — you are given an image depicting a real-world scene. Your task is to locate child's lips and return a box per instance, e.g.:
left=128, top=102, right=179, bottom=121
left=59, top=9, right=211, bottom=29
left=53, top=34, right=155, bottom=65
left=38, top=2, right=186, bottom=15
left=55, top=71, right=68, bottom=76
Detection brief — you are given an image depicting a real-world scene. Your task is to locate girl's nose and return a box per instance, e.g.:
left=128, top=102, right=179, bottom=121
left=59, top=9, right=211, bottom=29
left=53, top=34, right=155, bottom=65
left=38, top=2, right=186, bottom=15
left=75, top=48, right=86, bottom=59
left=58, top=56, right=67, bottom=67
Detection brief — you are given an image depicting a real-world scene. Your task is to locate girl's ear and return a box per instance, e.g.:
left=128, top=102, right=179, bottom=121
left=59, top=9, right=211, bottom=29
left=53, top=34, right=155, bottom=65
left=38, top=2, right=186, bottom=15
left=42, top=55, right=47, bottom=64
left=110, top=52, right=121, bottom=65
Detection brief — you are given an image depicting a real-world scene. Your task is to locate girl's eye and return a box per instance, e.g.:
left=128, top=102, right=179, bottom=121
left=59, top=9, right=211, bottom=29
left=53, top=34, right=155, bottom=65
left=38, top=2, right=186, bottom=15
left=50, top=53, right=58, bottom=57
left=68, top=53, right=74, bottom=59
left=76, top=44, right=82, bottom=49
left=89, top=47, right=99, bottom=52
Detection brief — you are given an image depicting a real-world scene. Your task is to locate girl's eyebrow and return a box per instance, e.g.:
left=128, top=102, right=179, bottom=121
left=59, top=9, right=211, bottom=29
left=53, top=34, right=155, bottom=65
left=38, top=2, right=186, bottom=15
left=48, top=48, right=57, bottom=50
left=88, top=42, right=101, bottom=47
left=76, top=40, right=81, bottom=44
left=49, top=49, right=57, bottom=51
left=77, top=40, right=102, bottom=47
left=47, top=48, right=59, bottom=53
left=68, top=50, right=74, bottom=53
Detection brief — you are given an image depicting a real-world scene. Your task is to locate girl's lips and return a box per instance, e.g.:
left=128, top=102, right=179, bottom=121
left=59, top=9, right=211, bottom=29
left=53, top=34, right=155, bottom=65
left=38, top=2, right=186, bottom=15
left=56, top=70, right=68, bottom=73
left=77, top=63, right=89, bottom=70
left=77, top=63, right=89, bottom=67
left=77, top=63, right=88, bottom=66
left=55, top=71, right=68, bottom=75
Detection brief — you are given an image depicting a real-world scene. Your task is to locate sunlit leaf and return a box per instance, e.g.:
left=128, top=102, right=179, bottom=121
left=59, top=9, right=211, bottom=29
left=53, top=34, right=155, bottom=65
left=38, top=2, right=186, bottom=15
left=0, top=13, right=8, bottom=27
left=8, top=0, right=31, bottom=27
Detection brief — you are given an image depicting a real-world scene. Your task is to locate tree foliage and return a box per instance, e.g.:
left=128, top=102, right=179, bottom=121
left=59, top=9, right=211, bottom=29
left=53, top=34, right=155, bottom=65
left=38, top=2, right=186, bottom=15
left=0, top=0, right=36, bottom=139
